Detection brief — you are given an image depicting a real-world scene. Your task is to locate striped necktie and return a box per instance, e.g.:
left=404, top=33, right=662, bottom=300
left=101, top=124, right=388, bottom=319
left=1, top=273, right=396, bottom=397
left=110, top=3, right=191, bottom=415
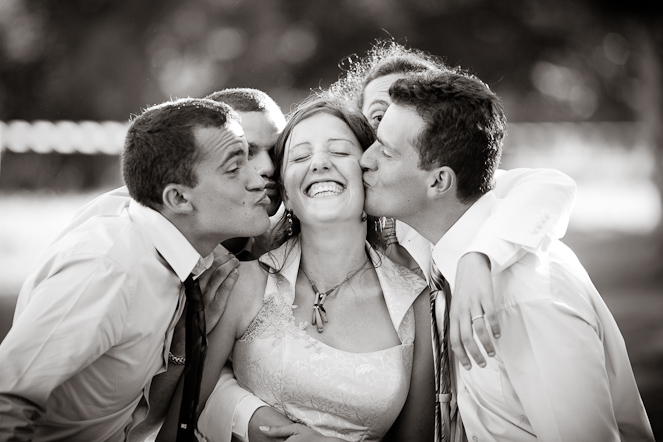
left=176, top=275, right=207, bottom=442
left=429, top=260, right=464, bottom=442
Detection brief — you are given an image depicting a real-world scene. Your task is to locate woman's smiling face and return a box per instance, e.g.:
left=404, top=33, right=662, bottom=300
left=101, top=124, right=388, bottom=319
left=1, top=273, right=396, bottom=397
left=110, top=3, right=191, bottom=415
left=281, top=111, right=365, bottom=227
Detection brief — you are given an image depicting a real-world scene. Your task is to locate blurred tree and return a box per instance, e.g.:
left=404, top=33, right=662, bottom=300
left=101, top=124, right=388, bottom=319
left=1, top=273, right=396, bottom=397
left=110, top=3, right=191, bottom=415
left=0, top=0, right=661, bottom=209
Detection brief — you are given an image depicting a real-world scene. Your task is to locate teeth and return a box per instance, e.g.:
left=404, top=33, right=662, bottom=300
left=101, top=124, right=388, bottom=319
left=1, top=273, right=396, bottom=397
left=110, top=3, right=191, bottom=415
left=307, top=181, right=344, bottom=197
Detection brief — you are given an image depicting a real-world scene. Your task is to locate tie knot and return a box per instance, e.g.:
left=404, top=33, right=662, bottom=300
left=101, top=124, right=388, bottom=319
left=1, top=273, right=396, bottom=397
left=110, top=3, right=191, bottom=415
left=184, top=275, right=205, bottom=312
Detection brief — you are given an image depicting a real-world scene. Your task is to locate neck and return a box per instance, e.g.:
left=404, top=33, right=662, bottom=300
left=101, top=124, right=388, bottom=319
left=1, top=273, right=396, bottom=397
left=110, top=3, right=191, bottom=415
left=221, top=237, right=250, bottom=255
left=298, top=219, right=368, bottom=289
left=400, top=198, right=472, bottom=245
left=161, top=212, right=220, bottom=258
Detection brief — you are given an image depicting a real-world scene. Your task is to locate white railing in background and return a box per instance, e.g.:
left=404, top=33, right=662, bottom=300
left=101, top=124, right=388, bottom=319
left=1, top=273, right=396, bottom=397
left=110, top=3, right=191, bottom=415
left=0, top=120, right=129, bottom=155
left=0, top=120, right=645, bottom=155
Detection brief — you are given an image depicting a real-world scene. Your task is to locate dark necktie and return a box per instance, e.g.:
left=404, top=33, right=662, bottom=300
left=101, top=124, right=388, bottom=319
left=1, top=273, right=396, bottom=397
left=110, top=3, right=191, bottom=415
left=429, top=260, right=463, bottom=442
left=176, top=275, right=207, bottom=442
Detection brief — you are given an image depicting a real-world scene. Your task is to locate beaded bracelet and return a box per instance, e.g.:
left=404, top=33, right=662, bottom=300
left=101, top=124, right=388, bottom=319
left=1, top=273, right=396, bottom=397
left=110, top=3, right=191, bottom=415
left=168, top=351, right=186, bottom=365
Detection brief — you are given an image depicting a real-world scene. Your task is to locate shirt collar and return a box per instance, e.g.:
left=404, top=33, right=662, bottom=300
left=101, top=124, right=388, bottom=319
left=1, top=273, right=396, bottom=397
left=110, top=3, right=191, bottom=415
left=431, top=192, right=497, bottom=293
left=128, top=199, right=212, bottom=282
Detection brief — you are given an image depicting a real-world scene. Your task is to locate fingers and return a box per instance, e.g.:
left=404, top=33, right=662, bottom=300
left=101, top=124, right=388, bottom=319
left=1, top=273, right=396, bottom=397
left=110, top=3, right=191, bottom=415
left=470, top=310, right=494, bottom=363
left=259, top=424, right=298, bottom=437
left=449, top=315, right=472, bottom=370
left=203, top=257, right=239, bottom=301
left=485, top=307, right=501, bottom=339
left=198, top=252, right=236, bottom=291
left=461, top=307, right=487, bottom=369
left=203, top=257, right=240, bottom=332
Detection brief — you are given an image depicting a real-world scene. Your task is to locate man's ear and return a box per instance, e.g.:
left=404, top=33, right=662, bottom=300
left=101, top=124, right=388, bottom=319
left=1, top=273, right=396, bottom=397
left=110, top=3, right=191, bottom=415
left=426, top=166, right=455, bottom=200
left=162, top=184, right=193, bottom=214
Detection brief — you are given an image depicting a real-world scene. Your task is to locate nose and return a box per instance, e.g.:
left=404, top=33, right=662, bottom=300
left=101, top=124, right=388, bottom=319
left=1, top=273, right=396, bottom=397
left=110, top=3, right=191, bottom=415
left=310, top=151, right=332, bottom=173
left=359, top=142, right=378, bottom=171
left=245, top=163, right=266, bottom=191
left=250, top=149, right=276, bottom=179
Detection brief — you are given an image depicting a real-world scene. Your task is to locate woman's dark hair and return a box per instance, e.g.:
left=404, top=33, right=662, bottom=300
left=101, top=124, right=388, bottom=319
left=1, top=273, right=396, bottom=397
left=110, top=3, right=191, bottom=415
left=270, top=97, right=385, bottom=253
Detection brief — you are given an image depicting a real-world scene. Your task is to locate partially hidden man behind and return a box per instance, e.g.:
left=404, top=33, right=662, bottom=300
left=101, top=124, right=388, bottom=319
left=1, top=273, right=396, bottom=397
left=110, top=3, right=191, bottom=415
left=0, top=98, right=271, bottom=441
left=63, top=88, right=286, bottom=260
left=359, top=71, right=654, bottom=441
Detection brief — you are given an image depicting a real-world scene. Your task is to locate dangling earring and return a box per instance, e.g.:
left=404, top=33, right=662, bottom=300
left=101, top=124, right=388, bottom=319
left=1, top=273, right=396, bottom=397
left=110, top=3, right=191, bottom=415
left=377, top=216, right=386, bottom=233
left=360, top=211, right=367, bottom=222
left=286, top=209, right=294, bottom=237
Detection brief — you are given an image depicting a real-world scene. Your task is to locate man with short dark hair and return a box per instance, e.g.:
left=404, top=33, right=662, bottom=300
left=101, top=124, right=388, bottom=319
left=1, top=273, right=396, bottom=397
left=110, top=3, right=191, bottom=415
left=0, top=98, right=271, bottom=441
left=51, top=88, right=287, bottom=442
left=205, top=88, right=286, bottom=259
left=360, top=71, right=654, bottom=441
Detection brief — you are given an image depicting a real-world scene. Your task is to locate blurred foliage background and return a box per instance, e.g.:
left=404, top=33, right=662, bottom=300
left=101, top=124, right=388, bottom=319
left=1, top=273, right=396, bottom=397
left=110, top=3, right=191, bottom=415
left=0, top=0, right=662, bottom=437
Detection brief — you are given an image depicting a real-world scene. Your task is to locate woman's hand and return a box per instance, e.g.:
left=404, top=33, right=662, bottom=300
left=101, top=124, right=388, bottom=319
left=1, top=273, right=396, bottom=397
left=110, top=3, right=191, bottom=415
left=169, top=253, right=240, bottom=358
left=449, top=252, right=501, bottom=369
left=198, top=252, right=240, bottom=333
left=259, top=424, right=345, bottom=442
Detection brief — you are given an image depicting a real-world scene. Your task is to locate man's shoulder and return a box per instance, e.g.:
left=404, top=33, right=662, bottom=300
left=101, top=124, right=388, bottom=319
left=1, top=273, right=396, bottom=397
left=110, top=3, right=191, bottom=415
left=495, top=241, right=599, bottom=320
left=48, top=210, right=155, bottom=271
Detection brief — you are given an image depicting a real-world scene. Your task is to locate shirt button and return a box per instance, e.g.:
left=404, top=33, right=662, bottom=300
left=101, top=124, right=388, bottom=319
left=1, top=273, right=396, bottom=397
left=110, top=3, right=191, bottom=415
left=472, top=436, right=478, bottom=441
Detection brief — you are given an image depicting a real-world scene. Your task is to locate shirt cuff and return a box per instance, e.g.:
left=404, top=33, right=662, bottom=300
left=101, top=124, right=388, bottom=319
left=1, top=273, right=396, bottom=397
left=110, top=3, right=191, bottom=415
left=231, top=395, right=268, bottom=442
left=464, top=229, right=528, bottom=275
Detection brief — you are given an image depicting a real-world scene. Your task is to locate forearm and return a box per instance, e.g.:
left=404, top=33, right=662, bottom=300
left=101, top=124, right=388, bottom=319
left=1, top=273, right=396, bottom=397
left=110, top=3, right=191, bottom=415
left=134, top=313, right=187, bottom=437
left=0, top=394, right=42, bottom=441
left=130, top=363, right=185, bottom=441
left=246, top=406, right=293, bottom=442
left=473, top=168, right=577, bottom=273
left=197, top=363, right=270, bottom=442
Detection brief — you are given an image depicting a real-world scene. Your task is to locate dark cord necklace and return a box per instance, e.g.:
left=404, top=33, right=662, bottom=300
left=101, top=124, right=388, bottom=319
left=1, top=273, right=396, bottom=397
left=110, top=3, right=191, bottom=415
left=300, top=257, right=369, bottom=333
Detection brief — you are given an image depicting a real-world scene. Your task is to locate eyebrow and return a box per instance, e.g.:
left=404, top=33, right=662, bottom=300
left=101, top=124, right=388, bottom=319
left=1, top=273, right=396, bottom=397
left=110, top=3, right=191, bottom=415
left=216, top=146, right=245, bottom=168
left=366, top=99, right=390, bottom=111
left=328, top=137, right=355, bottom=144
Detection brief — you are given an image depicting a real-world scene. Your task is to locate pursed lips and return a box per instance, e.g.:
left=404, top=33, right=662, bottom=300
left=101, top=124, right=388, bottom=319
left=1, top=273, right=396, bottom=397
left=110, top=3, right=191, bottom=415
left=260, top=180, right=278, bottom=199
left=256, top=191, right=271, bottom=206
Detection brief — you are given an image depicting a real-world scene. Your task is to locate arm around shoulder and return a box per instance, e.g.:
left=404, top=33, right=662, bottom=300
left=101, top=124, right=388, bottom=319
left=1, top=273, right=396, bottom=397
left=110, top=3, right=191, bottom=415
left=467, top=168, right=577, bottom=273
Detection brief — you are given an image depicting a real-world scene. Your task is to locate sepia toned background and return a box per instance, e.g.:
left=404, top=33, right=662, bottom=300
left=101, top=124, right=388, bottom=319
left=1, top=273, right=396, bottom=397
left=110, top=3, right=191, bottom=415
left=0, top=0, right=661, bottom=437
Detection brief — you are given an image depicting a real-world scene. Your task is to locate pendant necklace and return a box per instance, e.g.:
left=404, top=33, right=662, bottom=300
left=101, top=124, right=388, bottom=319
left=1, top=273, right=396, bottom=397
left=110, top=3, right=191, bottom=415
left=300, top=256, right=369, bottom=333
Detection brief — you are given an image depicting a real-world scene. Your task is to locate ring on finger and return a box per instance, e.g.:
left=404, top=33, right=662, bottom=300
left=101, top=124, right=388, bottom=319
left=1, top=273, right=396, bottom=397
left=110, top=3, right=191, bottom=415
left=471, top=314, right=485, bottom=322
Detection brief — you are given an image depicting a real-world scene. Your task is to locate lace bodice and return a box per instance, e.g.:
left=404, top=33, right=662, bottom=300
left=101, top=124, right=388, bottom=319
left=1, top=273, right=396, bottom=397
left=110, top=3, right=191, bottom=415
left=199, top=239, right=426, bottom=442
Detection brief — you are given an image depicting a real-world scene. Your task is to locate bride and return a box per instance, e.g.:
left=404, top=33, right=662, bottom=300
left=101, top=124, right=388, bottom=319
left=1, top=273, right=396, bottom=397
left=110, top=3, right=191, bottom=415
left=159, top=97, right=435, bottom=441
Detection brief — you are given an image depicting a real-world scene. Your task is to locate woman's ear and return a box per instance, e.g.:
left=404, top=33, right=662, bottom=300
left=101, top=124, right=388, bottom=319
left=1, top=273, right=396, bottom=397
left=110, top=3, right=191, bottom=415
left=281, top=188, right=290, bottom=210
left=162, top=184, right=193, bottom=214
left=426, top=166, right=455, bottom=200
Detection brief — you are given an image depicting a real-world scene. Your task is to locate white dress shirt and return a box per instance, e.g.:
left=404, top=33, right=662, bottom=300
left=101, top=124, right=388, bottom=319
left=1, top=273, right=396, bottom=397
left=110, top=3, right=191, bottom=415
left=52, top=186, right=269, bottom=442
left=396, top=168, right=577, bottom=281
left=223, top=167, right=578, bottom=441
left=0, top=199, right=212, bottom=441
left=432, top=192, right=654, bottom=442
